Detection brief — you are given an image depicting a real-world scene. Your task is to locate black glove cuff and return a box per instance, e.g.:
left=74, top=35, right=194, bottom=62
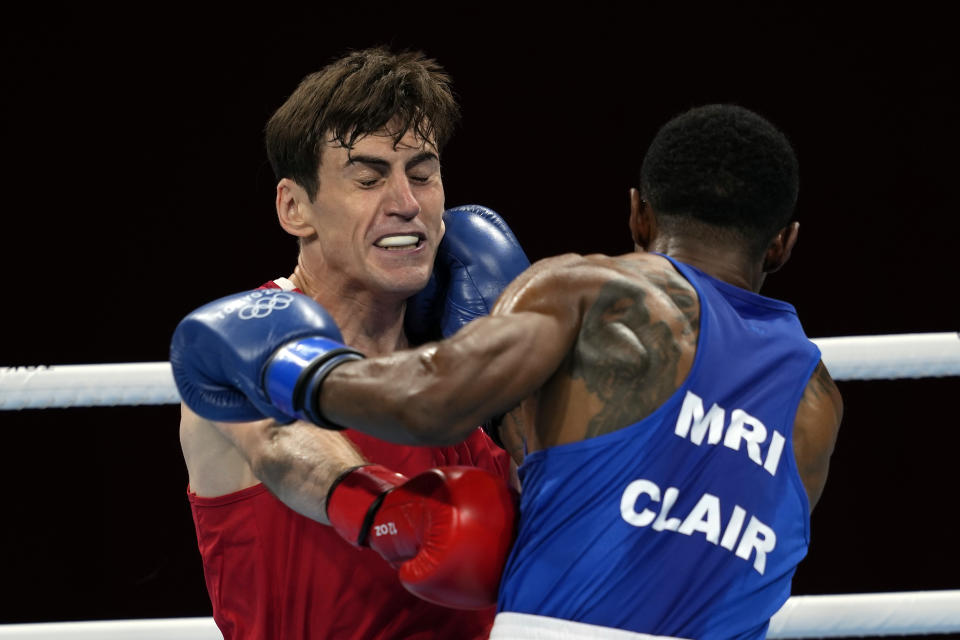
left=301, top=350, right=365, bottom=430
left=324, top=464, right=397, bottom=547
left=356, top=489, right=391, bottom=547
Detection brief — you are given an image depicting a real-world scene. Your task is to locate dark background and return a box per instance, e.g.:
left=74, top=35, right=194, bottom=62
left=2, top=4, right=957, bottom=632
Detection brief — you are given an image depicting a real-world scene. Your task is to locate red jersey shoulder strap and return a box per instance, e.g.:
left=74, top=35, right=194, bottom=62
left=258, top=277, right=301, bottom=292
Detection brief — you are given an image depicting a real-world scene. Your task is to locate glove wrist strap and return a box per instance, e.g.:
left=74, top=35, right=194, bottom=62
left=326, top=465, right=407, bottom=546
left=301, top=352, right=364, bottom=429
left=263, top=337, right=363, bottom=426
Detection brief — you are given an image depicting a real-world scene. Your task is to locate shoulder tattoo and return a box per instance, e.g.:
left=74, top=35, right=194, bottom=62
left=573, top=276, right=696, bottom=438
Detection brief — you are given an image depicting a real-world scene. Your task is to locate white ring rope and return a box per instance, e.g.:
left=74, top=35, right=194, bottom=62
left=0, top=617, right=220, bottom=639
left=813, top=332, right=960, bottom=381
left=0, top=362, right=180, bottom=410
left=1, top=332, right=958, bottom=411
left=0, top=590, right=958, bottom=638
left=767, top=590, right=960, bottom=637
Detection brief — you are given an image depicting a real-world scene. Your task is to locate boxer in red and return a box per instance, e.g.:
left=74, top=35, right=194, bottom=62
left=177, top=47, right=526, bottom=639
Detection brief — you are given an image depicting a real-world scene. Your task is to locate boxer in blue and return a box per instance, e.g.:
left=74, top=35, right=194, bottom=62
left=172, top=104, right=843, bottom=639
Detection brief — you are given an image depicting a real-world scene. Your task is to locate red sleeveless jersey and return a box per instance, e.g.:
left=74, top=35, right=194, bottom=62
left=188, top=281, right=511, bottom=639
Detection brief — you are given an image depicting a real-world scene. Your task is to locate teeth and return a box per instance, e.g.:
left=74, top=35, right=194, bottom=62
left=375, top=235, right=419, bottom=248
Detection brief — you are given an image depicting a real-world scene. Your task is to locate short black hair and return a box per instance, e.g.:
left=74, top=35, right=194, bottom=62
left=640, top=104, right=799, bottom=255
left=265, top=46, right=460, bottom=200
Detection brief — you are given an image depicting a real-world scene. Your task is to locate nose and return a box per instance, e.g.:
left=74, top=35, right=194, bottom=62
left=384, top=173, right=421, bottom=220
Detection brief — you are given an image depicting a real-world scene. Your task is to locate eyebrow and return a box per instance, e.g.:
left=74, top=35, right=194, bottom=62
left=345, top=151, right=440, bottom=171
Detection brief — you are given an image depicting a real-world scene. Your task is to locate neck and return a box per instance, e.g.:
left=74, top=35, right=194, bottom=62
left=649, top=235, right=765, bottom=292
left=288, top=260, right=409, bottom=357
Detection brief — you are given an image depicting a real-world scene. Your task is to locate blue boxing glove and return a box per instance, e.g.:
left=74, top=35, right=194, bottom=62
left=405, top=205, right=530, bottom=344
left=170, top=289, right=363, bottom=426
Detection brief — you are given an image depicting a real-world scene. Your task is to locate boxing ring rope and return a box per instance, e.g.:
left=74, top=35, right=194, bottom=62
left=2, top=332, right=959, bottom=410
left=1, top=331, right=958, bottom=639
left=0, top=591, right=958, bottom=639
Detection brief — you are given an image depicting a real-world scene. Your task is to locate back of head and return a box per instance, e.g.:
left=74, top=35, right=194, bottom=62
left=265, top=46, right=460, bottom=199
left=640, top=104, right=799, bottom=257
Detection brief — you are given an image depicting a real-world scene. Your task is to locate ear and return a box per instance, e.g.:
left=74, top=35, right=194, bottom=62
left=762, top=221, right=799, bottom=273
left=276, top=178, right=317, bottom=239
left=629, top=188, right=656, bottom=251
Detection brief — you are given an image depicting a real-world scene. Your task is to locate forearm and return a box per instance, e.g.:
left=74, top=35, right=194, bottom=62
left=319, top=347, right=485, bottom=445
left=223, top=418, right=367, bottom=525
left=319, top=314, right=565, bottom=446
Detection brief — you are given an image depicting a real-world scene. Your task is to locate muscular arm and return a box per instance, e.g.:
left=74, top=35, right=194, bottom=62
left=793, top=361, right=843, bottom=511
left=319, top=257, right=585, bottom=446
left=180, top=404, right=366, bottom=524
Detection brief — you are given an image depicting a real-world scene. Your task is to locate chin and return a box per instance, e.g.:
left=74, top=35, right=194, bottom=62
left=375, top=267, right=432, bottom=297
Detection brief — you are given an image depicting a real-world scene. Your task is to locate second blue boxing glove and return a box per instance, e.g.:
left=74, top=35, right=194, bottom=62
left=406, top=205, right=531, bottom=343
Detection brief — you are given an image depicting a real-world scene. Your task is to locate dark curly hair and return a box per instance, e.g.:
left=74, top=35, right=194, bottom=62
left=265, top=46, right=461, bottom=200
left=640, top=104, right=799, bottom=256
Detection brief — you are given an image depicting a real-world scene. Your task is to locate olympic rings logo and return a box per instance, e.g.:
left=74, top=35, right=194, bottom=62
left=237, top=292, right=295, bottom=320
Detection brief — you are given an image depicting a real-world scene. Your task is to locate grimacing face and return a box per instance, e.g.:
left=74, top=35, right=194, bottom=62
left=304, top=126, right=446, bottom=300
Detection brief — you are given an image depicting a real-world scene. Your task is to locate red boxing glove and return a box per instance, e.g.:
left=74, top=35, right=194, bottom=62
left=326, top=464, right=518, bottom=609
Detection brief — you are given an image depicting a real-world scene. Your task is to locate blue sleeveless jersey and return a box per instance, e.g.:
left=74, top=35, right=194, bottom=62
left=497, top=256, right=821, bottom=640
